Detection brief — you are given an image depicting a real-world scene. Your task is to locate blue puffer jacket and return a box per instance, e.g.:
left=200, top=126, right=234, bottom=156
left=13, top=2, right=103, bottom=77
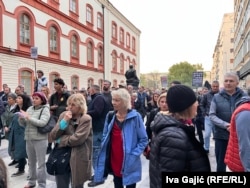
left=94, top=109, right=148, bottom=186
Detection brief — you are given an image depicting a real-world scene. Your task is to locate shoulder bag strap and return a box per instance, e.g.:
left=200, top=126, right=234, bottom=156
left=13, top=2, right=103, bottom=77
left=38, top=106, right=45, bottom=119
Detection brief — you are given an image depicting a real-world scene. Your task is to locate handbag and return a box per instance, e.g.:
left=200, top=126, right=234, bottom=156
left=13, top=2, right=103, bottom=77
left=46, top=144, right=71, bottom=175
left=37, top=107, right=58, bottom=134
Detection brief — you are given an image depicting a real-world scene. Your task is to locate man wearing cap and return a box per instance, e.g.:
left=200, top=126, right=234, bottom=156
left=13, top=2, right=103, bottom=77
left=34, top=70, right=48, bottom=92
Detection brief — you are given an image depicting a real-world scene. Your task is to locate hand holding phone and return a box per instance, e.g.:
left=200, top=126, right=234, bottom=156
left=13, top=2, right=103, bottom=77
left=15, top=112, right=25, bottom=118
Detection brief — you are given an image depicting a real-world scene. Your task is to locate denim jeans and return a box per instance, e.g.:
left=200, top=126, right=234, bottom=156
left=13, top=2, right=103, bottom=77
left=215, top=138, right=228, bottom=172
left=92, top=131, right=103, bottom=170
left=203, top=116, right=214, bottom=151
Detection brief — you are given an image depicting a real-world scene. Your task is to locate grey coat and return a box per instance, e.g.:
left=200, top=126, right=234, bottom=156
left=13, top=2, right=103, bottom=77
left=18, top=104, right=50, bottom=140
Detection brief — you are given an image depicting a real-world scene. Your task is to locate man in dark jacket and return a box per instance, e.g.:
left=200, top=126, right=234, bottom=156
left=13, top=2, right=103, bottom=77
left=209, top=72, right=247, bottom=172
left=87, top=85, right=110, bottom=187
left=102, top=80, right=113, bottom=111
left=48, top=78, right=70, bottom=153
left=200, top=80, right=219, bottom=153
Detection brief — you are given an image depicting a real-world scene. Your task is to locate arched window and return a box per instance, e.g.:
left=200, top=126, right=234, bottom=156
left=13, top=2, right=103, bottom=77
left=98, top=79, right=103, bottom=90
left=98, top=46, right=103, bottom=65
left=120, top=54, right=124, bottom=74
left=49, top=73, right=60, bottom=92
left=87, top=41, right=93, bottom=62
left=112, top=51, right=117, bottom=72
left=20, top=70, right=32, bottom=95
left=87, top=78, right=94, bottom=87
left=86, top=5, right=93, bottom=24
left=112, top=22, right=117, bottom=39
left=20, top=14, right=30, bottom=44
left=70, top=0, right=76, bottom=13
left=71, top=75, right=79, bottom=90
left=71, top=35, right=77, bottom=57
left=97, top=13, right=103, bottom=30
left=49, top=26, right=57, bottom=52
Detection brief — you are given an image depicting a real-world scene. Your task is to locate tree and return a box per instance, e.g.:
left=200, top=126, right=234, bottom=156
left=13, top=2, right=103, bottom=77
left=168, top=61, right=204, bottom=87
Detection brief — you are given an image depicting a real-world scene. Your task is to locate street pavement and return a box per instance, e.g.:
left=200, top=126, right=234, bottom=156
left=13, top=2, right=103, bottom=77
left=0, top=135, right=217, bottom=188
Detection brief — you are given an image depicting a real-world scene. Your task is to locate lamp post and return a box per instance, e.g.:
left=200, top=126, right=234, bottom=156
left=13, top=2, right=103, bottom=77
left=102, top=4, right=105, bottom=80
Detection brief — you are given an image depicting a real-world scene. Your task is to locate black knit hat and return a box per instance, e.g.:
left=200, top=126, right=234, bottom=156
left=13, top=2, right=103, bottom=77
left=167, top=85, right=197, bottom=113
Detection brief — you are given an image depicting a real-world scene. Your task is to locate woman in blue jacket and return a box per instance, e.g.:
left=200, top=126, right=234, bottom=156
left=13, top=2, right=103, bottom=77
left=94, top=88, right=148, bottom=188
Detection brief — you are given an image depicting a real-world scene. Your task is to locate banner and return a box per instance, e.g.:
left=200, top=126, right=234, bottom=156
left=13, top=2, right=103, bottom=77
left=192, top=72, right=203, bottom=87
left=161, top=76, right=168, bottom=88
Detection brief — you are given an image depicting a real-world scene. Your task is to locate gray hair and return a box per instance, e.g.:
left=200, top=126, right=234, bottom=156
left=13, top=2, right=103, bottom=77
left=7, top=92, right=17, bottom=100
left=212, top=80, right=219, bottom=85
left=111, top=88, right=131, bottom=109
left=224, top=72, right=239, bottom=82
left=91, top=85, right=100, bottom=92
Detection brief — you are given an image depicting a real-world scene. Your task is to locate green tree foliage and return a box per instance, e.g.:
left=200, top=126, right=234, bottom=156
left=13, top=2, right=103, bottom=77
left=168, top=62, right=204, bottom=87
left=140, top=74, right=147, bottom=87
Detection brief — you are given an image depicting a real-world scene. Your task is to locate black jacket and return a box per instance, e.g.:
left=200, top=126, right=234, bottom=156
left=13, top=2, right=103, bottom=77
left=149, top=113, right=210, bottom=188
left=87, top=93, right=110, bottom=133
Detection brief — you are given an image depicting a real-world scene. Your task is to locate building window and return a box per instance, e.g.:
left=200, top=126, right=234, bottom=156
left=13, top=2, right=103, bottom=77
left=120, top=28, right=124, bottom=44
left=112, top=51, right=117, bottom=72
left=132, top=37, right=136, bottom=51
left=86, top=6, right=93, bottom=23
left=70, top=0, right=76, bottom=13
left=87, top=41, right=93, bottom=62
left=112, top=22, right=117, bottom=39
left=71, top=35, right=77, bottom=57
left=97, top=13, right=103, bottom=29
left=120, top=55, right=124, bottom=74
left=126, top=33, right=130, bottom=47
left=50, top=73, right=60, bottom=92
left=98, top=46, right=103, bottom=65
left=88, top=78, right=94, bottom=87
left=49, top=26, right=57, bottom=52
left=20, top=70, right=32, bottom=96
left=20, top=14, right=30, bottom=44
left=71, top=75, right=79, bottom=91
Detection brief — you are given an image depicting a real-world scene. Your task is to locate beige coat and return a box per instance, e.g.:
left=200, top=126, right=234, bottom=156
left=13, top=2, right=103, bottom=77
left=50, top=112, right=93, bottom=188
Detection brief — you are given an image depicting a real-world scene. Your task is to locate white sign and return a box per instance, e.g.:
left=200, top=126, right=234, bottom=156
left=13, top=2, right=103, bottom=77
left=30, top=47, right=38, bottom=59
left=192, top=72, right=203, bottom=87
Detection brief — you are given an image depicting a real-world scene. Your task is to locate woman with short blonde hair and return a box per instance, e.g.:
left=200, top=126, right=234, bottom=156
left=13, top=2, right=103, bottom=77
left=50, top=93, right=92, bottom=188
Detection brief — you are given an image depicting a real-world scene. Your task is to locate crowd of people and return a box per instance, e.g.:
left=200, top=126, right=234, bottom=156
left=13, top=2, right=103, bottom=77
left=0, top=71, right=250, bottom=188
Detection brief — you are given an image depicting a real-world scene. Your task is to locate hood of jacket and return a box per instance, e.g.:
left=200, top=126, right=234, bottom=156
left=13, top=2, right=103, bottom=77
left=150, top=112, right=179, bottom=134
left=235, top=96, right=250, bottom=108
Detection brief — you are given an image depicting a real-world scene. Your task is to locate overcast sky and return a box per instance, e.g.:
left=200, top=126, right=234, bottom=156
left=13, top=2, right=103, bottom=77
left=108, top=0, right=234, bottom=73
